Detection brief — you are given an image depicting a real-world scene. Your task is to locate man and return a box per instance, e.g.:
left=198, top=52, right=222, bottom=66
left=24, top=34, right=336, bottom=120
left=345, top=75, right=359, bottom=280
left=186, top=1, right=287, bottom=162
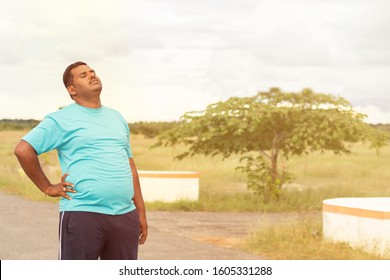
left=14, top=61, right=148, bottom=260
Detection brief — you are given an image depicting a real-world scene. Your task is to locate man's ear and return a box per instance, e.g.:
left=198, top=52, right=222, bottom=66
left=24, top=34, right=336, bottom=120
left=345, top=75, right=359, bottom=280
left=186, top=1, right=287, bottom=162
left=67, top=85, right=77, bottom=98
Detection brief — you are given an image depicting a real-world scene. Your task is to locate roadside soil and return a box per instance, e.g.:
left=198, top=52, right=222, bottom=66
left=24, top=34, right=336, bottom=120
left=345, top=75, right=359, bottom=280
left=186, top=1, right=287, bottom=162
left=0, top=191, right=320, bottom=260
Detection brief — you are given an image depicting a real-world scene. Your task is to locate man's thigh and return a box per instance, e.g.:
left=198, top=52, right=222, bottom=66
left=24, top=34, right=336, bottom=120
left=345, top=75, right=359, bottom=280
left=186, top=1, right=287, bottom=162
left=100, top=210, right=140, bottom=260
left=59, top=211, right=105, bottom=260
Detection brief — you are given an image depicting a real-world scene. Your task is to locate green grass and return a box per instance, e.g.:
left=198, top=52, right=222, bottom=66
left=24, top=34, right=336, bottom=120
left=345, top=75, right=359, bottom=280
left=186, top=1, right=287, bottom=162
left=1, top=130, right=389, bottom=259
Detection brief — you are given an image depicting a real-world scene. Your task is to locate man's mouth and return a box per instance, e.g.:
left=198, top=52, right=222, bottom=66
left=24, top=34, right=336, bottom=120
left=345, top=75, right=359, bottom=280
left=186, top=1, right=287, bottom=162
left=90, top=79, right=100, bottom=85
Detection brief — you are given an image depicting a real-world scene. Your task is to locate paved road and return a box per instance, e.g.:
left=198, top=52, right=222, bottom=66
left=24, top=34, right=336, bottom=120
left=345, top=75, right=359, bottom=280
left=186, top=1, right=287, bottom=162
left=0, top=192, right=267, bottom=260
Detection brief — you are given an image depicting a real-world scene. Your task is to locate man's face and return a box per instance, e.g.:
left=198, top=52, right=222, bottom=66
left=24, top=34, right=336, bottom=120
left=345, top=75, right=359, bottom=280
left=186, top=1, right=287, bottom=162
left=68, top=64, right=102, bottom=98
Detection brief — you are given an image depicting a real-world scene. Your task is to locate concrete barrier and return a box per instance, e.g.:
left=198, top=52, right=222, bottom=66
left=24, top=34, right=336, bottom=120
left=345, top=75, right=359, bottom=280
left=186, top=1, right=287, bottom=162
left=323, top=197, right=390, bottom=258
left=138, top=170, right=199, bottom=202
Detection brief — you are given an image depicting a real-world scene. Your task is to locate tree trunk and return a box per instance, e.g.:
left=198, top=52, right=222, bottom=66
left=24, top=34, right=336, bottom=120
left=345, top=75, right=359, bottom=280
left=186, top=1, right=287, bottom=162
left=268, top=133, right=281, bottom=200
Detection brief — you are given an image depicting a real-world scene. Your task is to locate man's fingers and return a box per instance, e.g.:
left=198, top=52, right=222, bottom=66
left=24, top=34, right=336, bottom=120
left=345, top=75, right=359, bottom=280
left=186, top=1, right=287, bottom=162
left=60, top=186, right=73, bottom=200
left=63, top=193, right=72, bottom=200
left=63, top=181, right=75, bottom=188
left=139, top=225, right=148, bottom=245
left=62, top=182, right=76, bottom=193
left=60, top=172, right=75, bottom=191
left=61, top=172, right=70, bottom=182
left=58, top=176, right=76, bottom=200
left=139, top=234, right=146, bottom=245
left=45, top=181, right=75, bottom=200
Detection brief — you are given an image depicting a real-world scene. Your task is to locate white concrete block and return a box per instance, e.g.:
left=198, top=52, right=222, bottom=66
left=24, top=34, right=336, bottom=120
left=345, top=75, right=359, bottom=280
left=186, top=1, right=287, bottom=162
left=323, top=197, right=390, bottom=257
left=138, top=170, right=199, bottom=202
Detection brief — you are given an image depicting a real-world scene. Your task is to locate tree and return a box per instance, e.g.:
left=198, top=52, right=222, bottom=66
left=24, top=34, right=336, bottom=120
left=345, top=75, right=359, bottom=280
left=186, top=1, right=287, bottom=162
left=156, top=88, right=388, bottom=202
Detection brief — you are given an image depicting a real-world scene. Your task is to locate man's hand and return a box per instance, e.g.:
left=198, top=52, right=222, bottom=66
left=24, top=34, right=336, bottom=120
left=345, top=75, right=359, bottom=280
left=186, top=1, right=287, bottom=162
left=139, top=215, right=148, bottom=245
left=45, top=173, right=76, bottom=200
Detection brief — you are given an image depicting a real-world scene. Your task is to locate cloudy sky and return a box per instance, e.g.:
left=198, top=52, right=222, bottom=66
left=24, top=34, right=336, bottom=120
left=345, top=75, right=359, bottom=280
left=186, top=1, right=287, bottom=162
left=1, top=0, right=390, bottom=123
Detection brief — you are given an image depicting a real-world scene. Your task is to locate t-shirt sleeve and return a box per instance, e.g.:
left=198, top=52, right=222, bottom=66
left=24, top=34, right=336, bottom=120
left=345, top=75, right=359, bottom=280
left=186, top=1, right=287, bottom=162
left=22, top=116, right=64, bottom=155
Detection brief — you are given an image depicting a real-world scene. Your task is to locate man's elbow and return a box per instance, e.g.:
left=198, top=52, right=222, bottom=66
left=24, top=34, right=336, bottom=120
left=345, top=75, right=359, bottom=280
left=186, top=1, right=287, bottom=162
left=14, top=141, right=35, bottom=159
left=14, top=141, right=23, bottom=158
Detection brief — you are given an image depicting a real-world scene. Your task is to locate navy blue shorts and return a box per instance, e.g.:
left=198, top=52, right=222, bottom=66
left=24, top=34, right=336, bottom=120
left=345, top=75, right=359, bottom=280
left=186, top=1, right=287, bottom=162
left=58, top=210, right=140, bottom=260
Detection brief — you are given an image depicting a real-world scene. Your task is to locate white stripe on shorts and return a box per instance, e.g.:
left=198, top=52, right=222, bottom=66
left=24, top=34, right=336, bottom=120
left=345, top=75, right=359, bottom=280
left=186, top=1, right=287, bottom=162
left=58, top=211, right=65, bottom=260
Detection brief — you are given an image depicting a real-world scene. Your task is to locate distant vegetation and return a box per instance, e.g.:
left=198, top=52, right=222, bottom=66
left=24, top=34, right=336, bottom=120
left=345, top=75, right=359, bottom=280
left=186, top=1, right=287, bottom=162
left=375, top=123, right=390, bottom=133
left=0, top=119, right=177, bottom=138
left=0, top=119, right=40, bottom=131
left=129, top=121, right=178, bottom=138
left=1, top=119, right=389, bottom=137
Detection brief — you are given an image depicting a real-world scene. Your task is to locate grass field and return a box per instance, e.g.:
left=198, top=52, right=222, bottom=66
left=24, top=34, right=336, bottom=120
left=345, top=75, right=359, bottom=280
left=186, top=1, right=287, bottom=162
left=1, top=129, right=389, bottom=259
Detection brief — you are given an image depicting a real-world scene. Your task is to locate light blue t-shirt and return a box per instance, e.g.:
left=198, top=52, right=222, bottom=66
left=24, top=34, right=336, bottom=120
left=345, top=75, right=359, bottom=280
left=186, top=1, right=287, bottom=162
left=22, top=103, right=136, bottom=215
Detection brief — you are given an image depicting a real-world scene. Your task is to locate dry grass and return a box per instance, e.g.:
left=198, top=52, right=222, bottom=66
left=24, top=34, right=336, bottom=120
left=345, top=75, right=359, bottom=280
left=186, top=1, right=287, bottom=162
left=245, top=214, right=384, bottom=260
left=2, top=130, right=390, bottom=208
left=0, top=130, right=61, bottom=201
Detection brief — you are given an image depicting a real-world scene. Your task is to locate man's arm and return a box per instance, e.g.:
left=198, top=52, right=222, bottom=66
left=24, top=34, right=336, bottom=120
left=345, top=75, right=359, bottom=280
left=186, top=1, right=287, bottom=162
left=14, top=140, right=75, bottom=199
left=129, top=158, right=148, bottom=245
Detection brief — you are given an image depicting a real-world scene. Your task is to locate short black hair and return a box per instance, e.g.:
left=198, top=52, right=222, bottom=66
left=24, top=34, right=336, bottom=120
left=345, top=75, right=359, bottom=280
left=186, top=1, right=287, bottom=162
left=63, top=61, right=87, bottom=88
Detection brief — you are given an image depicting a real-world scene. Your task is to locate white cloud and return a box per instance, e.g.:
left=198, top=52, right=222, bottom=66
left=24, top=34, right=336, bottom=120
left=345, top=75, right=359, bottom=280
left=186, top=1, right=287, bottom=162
left=355, top=105, right=390, bottom=124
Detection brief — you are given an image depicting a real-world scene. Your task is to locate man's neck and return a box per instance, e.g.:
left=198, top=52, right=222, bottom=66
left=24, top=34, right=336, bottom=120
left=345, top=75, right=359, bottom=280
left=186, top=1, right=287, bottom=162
left=75, top=98, right=102, bottom=108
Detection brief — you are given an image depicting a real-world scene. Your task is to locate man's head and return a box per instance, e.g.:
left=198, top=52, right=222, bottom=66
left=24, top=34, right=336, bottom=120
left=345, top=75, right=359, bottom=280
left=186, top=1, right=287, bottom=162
left=63, top=61, right=102, bottom=101
left=63, top=61, right=87, bottom=89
